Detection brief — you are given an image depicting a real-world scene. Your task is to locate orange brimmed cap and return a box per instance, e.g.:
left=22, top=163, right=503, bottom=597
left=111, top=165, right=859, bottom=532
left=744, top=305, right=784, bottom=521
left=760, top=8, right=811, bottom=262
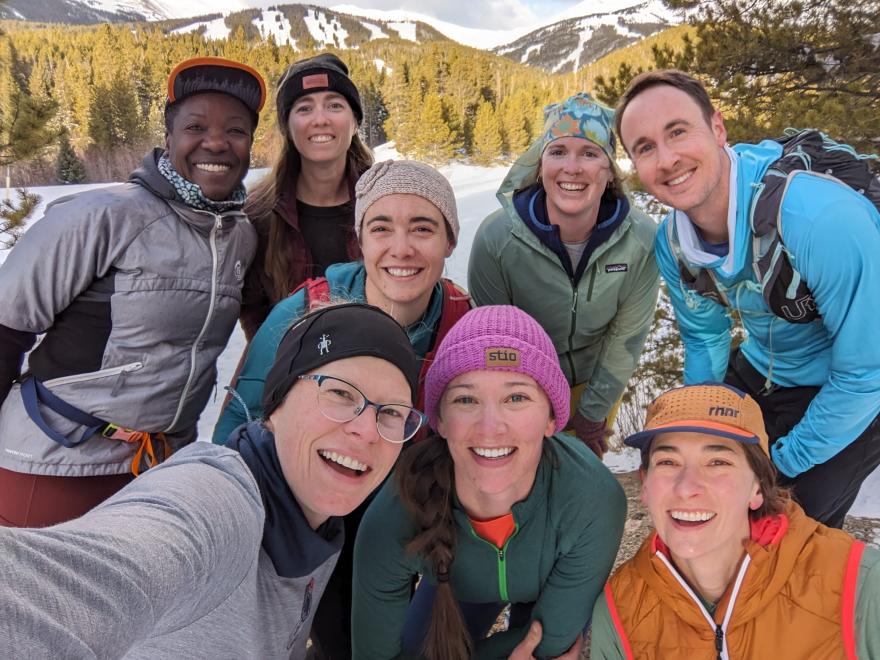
left=624, top=383, right=769, bottom=456
left=166, top=56, right=266, bottom=119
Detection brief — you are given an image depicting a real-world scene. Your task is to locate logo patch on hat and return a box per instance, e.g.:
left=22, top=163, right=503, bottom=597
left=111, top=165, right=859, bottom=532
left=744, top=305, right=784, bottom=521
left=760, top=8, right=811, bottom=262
left=317, top=334, right=332, bottom=355
left=708, top=406, right=739, bottom=417
left=485, top=347, right=520, bottom=367
left=605, top=263, right=628, bottom=273
left=302, top=73, right=329, bottom=90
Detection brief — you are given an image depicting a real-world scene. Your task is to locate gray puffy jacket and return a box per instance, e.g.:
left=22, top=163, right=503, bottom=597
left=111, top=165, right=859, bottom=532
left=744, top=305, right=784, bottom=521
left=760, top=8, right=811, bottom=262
left=0, top=149, right=256, bottom=477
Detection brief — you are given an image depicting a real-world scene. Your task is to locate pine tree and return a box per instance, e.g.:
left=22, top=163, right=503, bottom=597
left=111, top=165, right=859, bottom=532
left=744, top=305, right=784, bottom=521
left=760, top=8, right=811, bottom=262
left=499, top=90, right=531, bottom=157
left=0, top=18, right=53, bottom=246
left=0, top=36, right=57, bottom=167
left=410, top=92, right=457, bottom=164
left=56, top=133, right=86, bottom=184
left=0, top=188, right=40, bottom=248
left=471, top=100, right=502, bottom=165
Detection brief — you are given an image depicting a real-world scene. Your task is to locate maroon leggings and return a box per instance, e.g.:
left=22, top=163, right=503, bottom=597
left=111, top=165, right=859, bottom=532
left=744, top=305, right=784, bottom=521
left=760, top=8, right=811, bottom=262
left=0, top=466, right=133, bottom=528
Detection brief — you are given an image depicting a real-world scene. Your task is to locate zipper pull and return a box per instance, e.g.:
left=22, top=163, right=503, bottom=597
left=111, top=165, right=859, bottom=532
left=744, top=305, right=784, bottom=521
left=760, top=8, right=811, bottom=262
left=215, top=216, right=223, bottom=231
left=571, top=289, right=578, bottom=313
left=714, top=623, right=724, bottom=659
left=498, top=549, right=504, bottom=561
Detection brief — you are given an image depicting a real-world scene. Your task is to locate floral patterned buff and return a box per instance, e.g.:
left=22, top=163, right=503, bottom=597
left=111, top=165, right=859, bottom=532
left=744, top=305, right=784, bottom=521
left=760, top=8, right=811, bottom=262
left=157, top=153, right=247, bottom=214
left=539, top=92, right=616, bottom=160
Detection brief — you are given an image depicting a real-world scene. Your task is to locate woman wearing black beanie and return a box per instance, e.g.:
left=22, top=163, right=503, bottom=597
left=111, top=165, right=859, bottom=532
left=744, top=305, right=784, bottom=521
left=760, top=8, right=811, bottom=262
left=240, top=53, right=373, bottom=340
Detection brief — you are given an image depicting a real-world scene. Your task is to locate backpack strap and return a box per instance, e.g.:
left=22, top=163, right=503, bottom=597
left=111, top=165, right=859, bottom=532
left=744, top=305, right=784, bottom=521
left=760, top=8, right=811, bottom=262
left=665, top=217, right=731, bottom=308
left=841, top=539, right=866, bottom=660
left=752, top=128, right=880, bottom=324
left=290, top=277, right=332, bottom=312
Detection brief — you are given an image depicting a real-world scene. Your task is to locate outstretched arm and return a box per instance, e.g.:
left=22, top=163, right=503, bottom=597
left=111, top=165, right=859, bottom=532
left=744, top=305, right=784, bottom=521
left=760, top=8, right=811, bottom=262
left=0, top=446, right=263, bottom=655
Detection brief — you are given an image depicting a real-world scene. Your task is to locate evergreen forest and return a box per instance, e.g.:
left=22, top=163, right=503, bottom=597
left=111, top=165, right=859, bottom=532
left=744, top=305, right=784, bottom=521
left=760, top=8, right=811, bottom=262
left=0, top=0, right=876, bottom=188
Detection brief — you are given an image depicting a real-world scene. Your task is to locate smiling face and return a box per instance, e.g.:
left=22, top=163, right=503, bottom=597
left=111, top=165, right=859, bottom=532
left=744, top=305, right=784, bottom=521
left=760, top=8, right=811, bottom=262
left=164, top=92, right=253, bottom=201
left=540, top=136, right=613, bottom=233
left=287, top=90, right=358, bottom=167
left=641, top=432, right=763, bottom=581
left=436, top=370, right=555, bottom=519
left=361, top=193, right=453, bottom=326
left=269, top=355, right=409, bottom=529
left=618, top=84, right=730, bottom=237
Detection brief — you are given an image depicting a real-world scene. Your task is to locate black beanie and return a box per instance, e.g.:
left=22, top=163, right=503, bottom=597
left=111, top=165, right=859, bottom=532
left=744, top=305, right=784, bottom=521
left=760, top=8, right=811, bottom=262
left=165, top=57, right=266, bottom=128
left=275, top=53, right=363, bottom=125
left=262, top=303, right=419, bottom=417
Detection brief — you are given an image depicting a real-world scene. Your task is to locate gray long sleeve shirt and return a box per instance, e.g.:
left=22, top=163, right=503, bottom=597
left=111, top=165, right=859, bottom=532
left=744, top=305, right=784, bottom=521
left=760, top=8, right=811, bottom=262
left=0, top=443, right=340, bottom=659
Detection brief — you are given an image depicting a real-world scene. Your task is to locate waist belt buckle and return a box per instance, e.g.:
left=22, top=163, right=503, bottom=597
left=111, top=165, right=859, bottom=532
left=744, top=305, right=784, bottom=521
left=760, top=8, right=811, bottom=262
left=101, top=423, right=140, bottom=443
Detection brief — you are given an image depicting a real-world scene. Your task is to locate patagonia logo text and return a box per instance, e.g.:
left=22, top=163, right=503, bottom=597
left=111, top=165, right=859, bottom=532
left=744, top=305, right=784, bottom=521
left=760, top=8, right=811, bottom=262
left=605, top=263, right=628, bottom=273
left=302, top=73, right=329, bottom=89
left=485, top=348, right=521, bottom=367
left=708, top=406, right=739, bottom=417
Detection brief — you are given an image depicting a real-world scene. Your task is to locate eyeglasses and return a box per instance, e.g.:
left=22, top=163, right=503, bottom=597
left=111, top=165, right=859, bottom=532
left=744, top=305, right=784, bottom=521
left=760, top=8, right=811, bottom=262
left=298, top=374, right=426, bottom=444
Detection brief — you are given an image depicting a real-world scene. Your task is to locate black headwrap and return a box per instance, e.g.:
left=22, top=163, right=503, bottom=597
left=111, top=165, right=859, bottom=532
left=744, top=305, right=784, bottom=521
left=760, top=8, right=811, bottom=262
left=262, top=303, right=419, bottom=417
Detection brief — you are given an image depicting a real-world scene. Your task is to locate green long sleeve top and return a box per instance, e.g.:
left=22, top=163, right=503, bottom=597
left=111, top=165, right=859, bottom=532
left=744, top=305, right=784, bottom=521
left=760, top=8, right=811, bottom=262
left=352, top=433, right=627, bottom=659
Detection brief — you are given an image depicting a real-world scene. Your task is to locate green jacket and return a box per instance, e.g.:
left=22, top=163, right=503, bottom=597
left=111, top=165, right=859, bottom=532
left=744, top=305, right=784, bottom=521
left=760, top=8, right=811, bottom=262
left=467, top=140, right=659, bottom=422
left=352, top=433, right=626, bottom=659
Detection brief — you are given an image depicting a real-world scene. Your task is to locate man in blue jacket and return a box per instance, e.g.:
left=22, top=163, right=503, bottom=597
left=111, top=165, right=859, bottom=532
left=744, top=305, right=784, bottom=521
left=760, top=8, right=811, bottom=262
left=615, top=69, right=880, bottom=528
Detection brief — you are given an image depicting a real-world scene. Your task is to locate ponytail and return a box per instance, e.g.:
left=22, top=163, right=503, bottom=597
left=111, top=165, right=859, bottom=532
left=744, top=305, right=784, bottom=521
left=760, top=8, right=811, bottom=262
left=396, top=434, right=472, bottom=659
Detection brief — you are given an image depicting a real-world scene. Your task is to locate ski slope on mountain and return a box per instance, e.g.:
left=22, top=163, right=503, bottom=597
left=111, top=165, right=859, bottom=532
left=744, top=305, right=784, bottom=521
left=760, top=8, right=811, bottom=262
left=2, top=144, right=879, bottom=521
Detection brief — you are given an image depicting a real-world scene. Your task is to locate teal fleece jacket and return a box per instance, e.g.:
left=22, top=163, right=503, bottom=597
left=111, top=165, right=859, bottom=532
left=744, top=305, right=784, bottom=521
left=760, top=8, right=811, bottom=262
left=657, top=141, right=880, bottom=477
left=352, top=433, right=626, bottom=659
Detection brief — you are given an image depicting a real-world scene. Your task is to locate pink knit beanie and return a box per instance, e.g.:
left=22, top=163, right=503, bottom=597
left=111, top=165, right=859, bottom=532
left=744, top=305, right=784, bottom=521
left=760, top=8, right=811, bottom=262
left=424, top=305, right=570, bottom=433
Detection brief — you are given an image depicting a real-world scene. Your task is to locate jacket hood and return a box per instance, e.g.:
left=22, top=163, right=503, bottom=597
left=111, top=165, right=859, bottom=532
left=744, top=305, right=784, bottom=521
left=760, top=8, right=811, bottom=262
left=671, top=141, right=783, bottom=280
left=499, top=134, right=631, bottom=282
left=129, top=147, right=248, bottom=233
left=129, top=147, right=183, bottom=203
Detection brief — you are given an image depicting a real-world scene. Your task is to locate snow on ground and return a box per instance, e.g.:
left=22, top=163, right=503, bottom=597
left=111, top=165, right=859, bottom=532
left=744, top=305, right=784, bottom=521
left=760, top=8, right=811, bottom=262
left=3, top=145, right=880, bottom=517
left=171, top=16, right=231, bottom=40
left=304, top=8, right=349, bottom=49
left=252, top=9, right=295, bottom=48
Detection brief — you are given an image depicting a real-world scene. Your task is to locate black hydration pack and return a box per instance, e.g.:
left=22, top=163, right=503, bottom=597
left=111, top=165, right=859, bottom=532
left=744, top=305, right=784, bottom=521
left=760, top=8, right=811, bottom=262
left=672, top=129, right=880, bottom=323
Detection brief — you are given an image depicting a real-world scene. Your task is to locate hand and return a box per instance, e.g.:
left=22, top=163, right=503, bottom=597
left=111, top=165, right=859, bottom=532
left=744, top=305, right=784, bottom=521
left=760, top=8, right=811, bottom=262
left=570, top=411, right=612, bottom=458
left=509, top=621, right=584, bottom=660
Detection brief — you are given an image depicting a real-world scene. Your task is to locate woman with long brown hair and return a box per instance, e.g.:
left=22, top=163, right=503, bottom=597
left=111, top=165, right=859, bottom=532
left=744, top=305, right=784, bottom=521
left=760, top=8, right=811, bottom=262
left=352, top=305, right=626, bottom=659
left=240, top=53, right=372, bottom=339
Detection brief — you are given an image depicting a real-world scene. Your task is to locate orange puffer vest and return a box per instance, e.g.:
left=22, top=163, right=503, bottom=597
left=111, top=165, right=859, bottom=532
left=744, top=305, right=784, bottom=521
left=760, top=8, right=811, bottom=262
left=604, top=503, right=866, bottom=660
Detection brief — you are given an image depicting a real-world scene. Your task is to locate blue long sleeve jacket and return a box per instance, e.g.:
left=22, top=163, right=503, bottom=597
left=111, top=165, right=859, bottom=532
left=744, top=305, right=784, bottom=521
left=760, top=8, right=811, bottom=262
left=656, top=141, right=880, bottom=477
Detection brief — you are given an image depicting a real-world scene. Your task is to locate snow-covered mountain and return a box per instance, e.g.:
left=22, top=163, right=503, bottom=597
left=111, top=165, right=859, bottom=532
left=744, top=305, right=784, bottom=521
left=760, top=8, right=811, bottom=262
left=495, top=0, right=680, bottom=73
left=0, top=0, right=683, bottom=72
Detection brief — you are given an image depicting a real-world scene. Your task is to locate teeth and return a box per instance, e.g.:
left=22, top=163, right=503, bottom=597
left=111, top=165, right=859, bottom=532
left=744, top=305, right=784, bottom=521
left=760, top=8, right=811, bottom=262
left=667, top=171, right=693, bottom=186
left=386, top=267, right=420, bottom=277
left=670, top=510, right=715, bottom=522
left=319, top=450, right=367, bottom=473
left=559, top=182, right=586, bottom=191
left=472, top=447, right=515, bottom=459
left=195, top=163, right=230, bottom=172
left=310, top=135, right=334, bottom=143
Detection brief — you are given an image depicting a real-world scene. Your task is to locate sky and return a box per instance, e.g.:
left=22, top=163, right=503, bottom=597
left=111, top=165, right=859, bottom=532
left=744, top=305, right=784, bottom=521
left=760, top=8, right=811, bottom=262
left=266, top=0, right=582, bottom=30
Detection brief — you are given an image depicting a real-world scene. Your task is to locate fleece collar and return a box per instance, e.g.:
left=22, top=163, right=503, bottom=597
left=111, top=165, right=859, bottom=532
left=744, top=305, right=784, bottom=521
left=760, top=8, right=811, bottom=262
left=512, top=182, right=628, bottom=283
